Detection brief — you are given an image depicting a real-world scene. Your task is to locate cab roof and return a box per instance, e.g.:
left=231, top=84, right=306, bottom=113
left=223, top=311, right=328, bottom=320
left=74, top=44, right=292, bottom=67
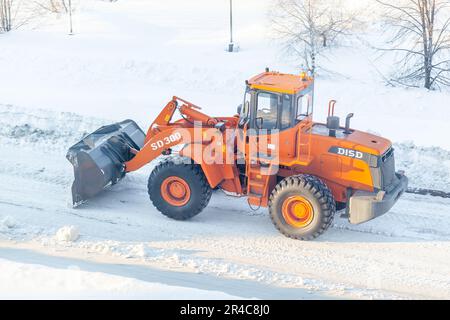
left=248, top=71, right=313, bottom=95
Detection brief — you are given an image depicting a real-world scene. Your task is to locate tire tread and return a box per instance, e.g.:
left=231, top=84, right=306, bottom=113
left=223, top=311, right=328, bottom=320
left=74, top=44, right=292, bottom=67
left=269, top=174, right=336, bottom=240
left=148, top=156, right=212, bottom=220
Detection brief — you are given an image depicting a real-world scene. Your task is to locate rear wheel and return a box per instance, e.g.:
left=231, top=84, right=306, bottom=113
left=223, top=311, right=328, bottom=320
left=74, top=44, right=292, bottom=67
left=148, top=157, right=212, bottom=220
left=269, top=175, right=336, bottom=240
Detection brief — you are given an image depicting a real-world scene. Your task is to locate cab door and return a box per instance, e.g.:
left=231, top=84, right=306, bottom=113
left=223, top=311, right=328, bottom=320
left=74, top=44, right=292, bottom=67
left=276, top=94, right=297, bottom=159
left=251, top=91, right=280, bottom=161
left=250, top=91, right=297, bottom=162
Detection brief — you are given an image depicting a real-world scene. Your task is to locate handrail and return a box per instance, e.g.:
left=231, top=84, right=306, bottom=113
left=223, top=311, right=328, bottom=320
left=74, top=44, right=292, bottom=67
left=297, top=116, right=313, bottom=164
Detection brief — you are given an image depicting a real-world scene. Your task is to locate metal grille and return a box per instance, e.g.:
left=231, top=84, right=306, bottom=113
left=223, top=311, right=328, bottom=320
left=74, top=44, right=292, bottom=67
left=381, top=148, right=396, bottom=191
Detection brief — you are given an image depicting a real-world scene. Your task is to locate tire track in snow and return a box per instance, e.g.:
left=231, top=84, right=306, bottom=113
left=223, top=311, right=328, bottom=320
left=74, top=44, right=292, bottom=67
left=406, top=188, right=450, bottom=199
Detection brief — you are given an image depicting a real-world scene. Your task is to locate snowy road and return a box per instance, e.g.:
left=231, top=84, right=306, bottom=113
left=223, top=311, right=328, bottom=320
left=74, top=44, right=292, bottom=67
left=0, top=106, right=449, bottom=299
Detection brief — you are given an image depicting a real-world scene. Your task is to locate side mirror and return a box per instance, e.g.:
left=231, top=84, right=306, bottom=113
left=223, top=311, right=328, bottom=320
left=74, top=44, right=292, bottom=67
left=255, top=117, right=264, bottom=129
left=237, top=104, right=243, bottom=114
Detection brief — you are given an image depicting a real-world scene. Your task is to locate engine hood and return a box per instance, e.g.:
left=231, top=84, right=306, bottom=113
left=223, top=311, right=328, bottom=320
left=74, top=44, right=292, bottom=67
left=311, top=123, right=392, bottom=156
left=343, top=130, right=392, bottom=156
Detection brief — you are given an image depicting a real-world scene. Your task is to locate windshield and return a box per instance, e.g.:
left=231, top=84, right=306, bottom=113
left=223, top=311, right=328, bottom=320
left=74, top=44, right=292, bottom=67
left=256, top=92, right=278, bottom=130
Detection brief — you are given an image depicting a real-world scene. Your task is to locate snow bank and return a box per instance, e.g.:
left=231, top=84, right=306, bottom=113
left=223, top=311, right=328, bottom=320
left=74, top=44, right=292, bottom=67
left=55, top=226, right=80, bottom=242
left=0, top=104, right=108, bottom=153
left=395, top=142, right=450, bottom=191
left=0, top=258, right=242, bottom=299
left=5, top=106, right=450, bottom=202
left=1, top=104, right=448, bottom=192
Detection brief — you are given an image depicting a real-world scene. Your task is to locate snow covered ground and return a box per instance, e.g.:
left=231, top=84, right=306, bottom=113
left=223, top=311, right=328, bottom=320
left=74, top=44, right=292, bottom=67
left=0, top=105, right=449, bottom=299
left=0, top=257, right=242, bottom=299
left=0, top=0, right=449, bottom=299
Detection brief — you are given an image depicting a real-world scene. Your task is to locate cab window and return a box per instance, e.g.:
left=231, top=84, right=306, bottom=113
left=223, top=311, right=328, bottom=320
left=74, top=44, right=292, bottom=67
left=256, top=92, right=278, bottom=130
left=296, top=93, right=313, bottom=120
left=241, top=91, right=251, bottom=119
left=280, top=94, right=293, bottom=129
left=305, top=93, right=313, bottom=115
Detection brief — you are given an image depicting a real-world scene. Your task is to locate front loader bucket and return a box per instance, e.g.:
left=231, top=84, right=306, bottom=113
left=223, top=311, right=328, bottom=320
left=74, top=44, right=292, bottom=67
left=66, top=120, right=146, bottom=206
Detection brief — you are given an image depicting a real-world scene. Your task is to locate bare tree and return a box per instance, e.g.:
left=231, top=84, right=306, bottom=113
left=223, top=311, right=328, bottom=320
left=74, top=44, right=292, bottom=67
left=34, top=1, right=68, bottom=14
left=0, top=0, right=38, bottom=32
left=271, top=0, right=356, bottom=74
left=377, top=0, right=450, bottom=89
left=0, top=0, right=13, bottom=32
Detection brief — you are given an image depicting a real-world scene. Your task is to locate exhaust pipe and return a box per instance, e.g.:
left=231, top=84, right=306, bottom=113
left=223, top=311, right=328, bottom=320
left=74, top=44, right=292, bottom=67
left=344, top=113, right=354, bottom=134
left=66, top=120, right=145, bottom=206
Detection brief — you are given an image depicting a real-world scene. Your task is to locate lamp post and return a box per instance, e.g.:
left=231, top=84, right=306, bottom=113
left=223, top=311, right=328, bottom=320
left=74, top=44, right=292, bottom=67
left=68, top=0, right=73, bottom=35
left=228, top=0, right=233, bottom=52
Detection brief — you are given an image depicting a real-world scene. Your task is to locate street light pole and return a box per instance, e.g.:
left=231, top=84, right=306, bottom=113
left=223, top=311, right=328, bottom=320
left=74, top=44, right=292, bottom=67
left=68, top=0, right=73, bottom=35
left=228, top=0, right=233, bottom=52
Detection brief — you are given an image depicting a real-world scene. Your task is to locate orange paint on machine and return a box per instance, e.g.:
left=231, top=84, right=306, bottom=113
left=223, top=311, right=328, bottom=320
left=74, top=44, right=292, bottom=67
left=67, top=69, right=408, bottom=240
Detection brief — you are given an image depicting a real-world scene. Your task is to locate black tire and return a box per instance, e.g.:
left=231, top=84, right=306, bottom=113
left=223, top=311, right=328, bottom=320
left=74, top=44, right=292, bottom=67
left=269, top=175, right=336, bottom=240
left=148, top=157, right=212, bottom=220
left=336, top=201, right=347, bottom=211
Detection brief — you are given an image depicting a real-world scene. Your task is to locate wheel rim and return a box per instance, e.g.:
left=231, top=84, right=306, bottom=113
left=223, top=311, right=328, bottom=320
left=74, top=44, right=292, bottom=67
left=281, top=196, right=314, bottom=228
left=161, top=176, right=191, bottom=207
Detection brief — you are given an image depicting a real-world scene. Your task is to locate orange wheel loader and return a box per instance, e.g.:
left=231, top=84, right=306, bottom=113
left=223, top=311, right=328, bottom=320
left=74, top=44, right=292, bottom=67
left=67, top=70, right=408, bottom=240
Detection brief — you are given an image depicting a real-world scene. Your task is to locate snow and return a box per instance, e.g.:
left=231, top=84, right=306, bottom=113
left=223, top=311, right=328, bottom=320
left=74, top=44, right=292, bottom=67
left=0, top=120, right=449, bottom=298
left=55, top=226, right=80, bottom=242
left=0, top=258, right=242, bottom=299
left=0, top=0, right=449, bottom=299
left=1, top=101, right=447, bottom=195
left=1, top=1, right=449, bottom=149
left=395, top=142, right=450, bottom=191
left=0, top=216, right=17, bottom=232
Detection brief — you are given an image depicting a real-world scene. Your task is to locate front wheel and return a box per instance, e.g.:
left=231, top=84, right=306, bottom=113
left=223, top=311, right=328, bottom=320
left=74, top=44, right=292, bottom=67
left=148, top=157, right=212, bottom=220
left=269, top=175, right=336, bottom=240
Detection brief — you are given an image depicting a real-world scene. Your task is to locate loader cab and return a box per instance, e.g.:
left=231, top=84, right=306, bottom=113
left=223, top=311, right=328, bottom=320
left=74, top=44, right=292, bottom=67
left=240, top=71, right=314, bottom=133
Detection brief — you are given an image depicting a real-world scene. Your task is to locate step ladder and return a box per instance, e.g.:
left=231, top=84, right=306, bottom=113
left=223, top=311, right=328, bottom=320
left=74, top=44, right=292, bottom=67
left=293, top=117, right=314, bottom=166
left=246, top=154, right=277, bottom=208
